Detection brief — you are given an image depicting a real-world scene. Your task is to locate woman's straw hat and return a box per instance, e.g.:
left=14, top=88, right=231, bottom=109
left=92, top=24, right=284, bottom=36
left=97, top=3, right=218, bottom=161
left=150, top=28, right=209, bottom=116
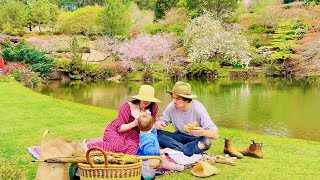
left=191, top=161, right=220, bottom=177
left=167, top=81, right=197, bottom=99
left=131, top=85, right=160, bottom=102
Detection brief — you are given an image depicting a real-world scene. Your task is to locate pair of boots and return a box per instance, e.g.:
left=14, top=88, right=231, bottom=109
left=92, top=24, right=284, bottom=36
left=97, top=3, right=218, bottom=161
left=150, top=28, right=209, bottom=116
left=224, top=138, right=263, bottom=159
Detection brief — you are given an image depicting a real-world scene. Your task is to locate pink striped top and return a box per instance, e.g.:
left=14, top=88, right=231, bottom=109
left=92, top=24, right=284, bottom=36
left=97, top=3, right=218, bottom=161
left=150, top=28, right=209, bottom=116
left=88, top=102, right=158, bottom=154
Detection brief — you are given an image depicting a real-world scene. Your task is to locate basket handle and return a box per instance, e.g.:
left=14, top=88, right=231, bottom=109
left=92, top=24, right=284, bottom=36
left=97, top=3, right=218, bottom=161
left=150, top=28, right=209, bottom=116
left=86, top=146, right=108, bottom=168
left=139, top=156, right=163, bottom=168
left=41, top=130, right=50, bottom=141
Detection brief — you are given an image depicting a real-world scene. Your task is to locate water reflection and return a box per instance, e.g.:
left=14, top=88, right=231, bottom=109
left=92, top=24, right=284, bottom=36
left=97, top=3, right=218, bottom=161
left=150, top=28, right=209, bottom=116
left=39, top=78, right=320, bottom=141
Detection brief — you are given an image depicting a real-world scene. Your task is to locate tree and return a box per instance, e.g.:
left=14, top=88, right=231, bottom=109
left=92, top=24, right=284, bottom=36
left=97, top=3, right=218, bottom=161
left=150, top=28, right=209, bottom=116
left=154, top=0, right=179, bottom=19
left=57, top=5, right=103, bottom=35
left=133, top=0, right=156, bottom=10
left=119, top=34, right=172, bottom=71
left=27, top=0, right=59, bottom=31
left=0, top=1, right=28, bottom=31
left=96, top=0, right=131, bottom=36
left=48, top=3, right=60, bottom=31
left=185, top=0, right=239, bottom=19
left=184, top=13, right=251, bottom=65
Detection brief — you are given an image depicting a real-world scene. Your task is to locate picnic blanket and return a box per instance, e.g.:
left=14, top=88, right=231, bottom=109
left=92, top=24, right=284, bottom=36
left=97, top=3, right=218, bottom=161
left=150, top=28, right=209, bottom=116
left=27, top=137, right=200, bottom=178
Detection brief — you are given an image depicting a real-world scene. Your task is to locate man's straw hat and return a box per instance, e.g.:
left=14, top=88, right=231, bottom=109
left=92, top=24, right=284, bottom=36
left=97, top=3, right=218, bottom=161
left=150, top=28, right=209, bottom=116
left=167, top=81, right=197, bottom=99
left=131, top=85, right=160, bottom=102
left=191, top=161, right=220, bottom=177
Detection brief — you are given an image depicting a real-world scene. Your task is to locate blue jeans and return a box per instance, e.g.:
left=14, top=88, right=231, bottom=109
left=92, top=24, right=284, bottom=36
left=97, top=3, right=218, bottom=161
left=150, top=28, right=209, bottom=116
left=157, top=130, right=212, bottom=156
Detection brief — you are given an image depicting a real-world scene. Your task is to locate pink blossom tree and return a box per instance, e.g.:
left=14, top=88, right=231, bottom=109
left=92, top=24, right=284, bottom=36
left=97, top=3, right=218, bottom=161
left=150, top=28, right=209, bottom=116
left=119, top=34, right=172, bottom=71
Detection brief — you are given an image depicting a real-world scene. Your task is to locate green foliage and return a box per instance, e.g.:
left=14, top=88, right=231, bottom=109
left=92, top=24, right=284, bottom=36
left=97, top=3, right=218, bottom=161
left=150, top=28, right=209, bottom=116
left=2, top=22, right=18, bottom=35
left=154, top=0, right=179, bottom=19
left=184, top=0, right=239, bottom=20
left=0, top=1, right=28, bottom=30
left=142, top=67, right=153, bottom=82
left=250, top=53, right=265, bottom=67
left=95, top=65, right=115, bottom=80
left=1, top=39, right=55, bottom=74
left=14, top=68, right=43, bottom=89
left=0, top=75, right=15, bottom=83
left=145, top=24, right=164, bottom=34
left=133, top=0, right=156, bottom=10
left=152, top=71, right=170, bottom=81
left=97, top=0, right=131, bottom=36
left=248, top=25, right=275, bottom=34
left=157, top=7, right=188, bottom=35
left=165, top=24, right=185, bottom=35
left=266, top=21, right=307, bottom=61
left=185, top=61, right=220, bottom=78
left=27, top=0, right=60, bottom=31
left=56, top=5, right=103, bottom=35
left=145, top=23, right=185, bottom=35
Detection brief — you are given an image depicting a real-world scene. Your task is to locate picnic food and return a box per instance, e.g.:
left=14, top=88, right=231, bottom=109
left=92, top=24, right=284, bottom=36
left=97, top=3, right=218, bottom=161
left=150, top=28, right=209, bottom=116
left=184, top=121, right=199, bottom=133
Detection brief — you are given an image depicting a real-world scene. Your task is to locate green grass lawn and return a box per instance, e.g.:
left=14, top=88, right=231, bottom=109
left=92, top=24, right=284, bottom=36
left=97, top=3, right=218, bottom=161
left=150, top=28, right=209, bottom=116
left=0, top=80, right=319, bottom=179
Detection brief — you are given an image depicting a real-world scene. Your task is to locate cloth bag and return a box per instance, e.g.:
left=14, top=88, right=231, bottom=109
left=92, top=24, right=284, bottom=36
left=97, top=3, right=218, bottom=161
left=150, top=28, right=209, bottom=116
left=35, top=130, right=84, bottom=180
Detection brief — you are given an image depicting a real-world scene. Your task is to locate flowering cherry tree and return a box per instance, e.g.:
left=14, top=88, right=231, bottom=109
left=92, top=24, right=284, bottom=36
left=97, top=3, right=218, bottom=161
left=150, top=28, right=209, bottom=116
left=184, top=13, right=251, bottom=66
left=119, top=34, right=172, bottom=71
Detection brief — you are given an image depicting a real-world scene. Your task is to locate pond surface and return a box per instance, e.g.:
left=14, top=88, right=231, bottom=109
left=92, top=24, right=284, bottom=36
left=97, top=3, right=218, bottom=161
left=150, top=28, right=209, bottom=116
left=39, top=78, right=320, bottom=141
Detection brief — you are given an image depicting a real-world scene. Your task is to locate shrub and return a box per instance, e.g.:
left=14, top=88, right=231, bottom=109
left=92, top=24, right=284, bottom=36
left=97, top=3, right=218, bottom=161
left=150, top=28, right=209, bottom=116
left=186, top=62, right=220, bottom=79
left=14, top=68, right=43, bottom=89
left=1, top=39, right=55, bottom=74
left=144, top=24, right=164, bottom=34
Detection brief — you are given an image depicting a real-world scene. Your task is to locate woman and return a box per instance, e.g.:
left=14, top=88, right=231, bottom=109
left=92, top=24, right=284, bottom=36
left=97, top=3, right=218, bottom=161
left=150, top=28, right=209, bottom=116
left=86, top=85, right=160, bottom=155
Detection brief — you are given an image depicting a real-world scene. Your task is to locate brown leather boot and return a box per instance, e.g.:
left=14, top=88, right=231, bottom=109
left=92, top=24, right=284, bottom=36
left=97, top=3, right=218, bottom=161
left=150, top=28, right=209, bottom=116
left=239, top=140, right=263, bottom=159
left=224, top=138, right=243, bottom=159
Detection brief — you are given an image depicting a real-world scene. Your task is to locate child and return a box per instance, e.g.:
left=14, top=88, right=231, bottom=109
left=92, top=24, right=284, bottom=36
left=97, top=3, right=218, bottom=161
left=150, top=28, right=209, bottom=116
left=136, top=113, right=184, bottom=179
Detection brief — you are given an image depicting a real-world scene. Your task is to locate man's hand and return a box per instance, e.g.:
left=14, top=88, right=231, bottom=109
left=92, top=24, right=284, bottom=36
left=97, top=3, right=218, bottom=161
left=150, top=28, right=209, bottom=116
left=190, top=126, right=205, bottom=136
left=155, top=120, right=167, bottom=130
left=190, top=127, right=219, bottom=139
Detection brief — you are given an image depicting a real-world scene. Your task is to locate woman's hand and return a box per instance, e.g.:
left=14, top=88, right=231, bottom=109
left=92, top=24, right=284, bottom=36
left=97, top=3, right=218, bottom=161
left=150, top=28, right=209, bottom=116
left=133, top=118, right=138, bottom=127
left=132, top=109, right=140, bottom=119
left=118, top=118, right=139, bottom=132
left=155, top=121, right=167, bottom=130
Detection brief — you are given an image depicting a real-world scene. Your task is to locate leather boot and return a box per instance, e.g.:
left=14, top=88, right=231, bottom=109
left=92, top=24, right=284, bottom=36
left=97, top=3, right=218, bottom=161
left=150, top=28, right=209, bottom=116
left=239, top=140, right=263, bottom=159
left=223, top=138, right=243, bottom=159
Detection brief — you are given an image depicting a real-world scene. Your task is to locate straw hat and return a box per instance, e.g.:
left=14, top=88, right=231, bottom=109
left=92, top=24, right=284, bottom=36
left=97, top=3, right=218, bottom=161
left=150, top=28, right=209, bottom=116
left=131, top=85, right=160, bottom=102
left=167, top=81, right=197, bottom=99
left=191, top=161, right=220, bottom=177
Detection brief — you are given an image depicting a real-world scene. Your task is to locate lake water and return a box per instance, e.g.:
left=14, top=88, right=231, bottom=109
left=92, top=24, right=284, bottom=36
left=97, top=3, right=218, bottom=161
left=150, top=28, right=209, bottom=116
left=39, top=78, right=320, bottom=141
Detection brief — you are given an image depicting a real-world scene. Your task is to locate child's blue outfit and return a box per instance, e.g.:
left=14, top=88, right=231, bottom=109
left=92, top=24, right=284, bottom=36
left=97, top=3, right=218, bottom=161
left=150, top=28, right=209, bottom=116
left=136, top=128, right=160, bottom=180
left=136, top=128, right=160, bottom=156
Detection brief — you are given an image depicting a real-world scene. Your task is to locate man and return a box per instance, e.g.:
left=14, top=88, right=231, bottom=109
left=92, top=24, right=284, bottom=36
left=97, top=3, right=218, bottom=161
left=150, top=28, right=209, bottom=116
left=155, top=81, right=219, bottom=156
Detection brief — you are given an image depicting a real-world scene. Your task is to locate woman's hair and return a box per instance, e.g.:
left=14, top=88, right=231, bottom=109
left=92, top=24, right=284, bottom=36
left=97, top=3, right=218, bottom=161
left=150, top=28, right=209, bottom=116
left=131, top=99, right=155, bottom=110
left=137, top=113, right=154, bottom=132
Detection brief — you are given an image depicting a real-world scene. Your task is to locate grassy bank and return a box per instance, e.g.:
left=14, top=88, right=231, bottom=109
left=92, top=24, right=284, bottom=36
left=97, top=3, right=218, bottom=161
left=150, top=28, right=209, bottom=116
left=0, top=80, right=319, bottom=179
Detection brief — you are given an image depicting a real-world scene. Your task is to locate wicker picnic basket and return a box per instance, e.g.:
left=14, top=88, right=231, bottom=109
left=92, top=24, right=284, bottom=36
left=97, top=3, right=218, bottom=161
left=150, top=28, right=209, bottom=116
left=78, top=146, right=163, bottom=180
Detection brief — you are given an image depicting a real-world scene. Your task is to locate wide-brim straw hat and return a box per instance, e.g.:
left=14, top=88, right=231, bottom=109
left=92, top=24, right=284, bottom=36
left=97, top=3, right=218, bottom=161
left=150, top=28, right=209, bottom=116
left=166, top=81, right=197, bottom=99
left=191, top=161, right=220, bottom=177
left=131, top=85, right=160, bottom=102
